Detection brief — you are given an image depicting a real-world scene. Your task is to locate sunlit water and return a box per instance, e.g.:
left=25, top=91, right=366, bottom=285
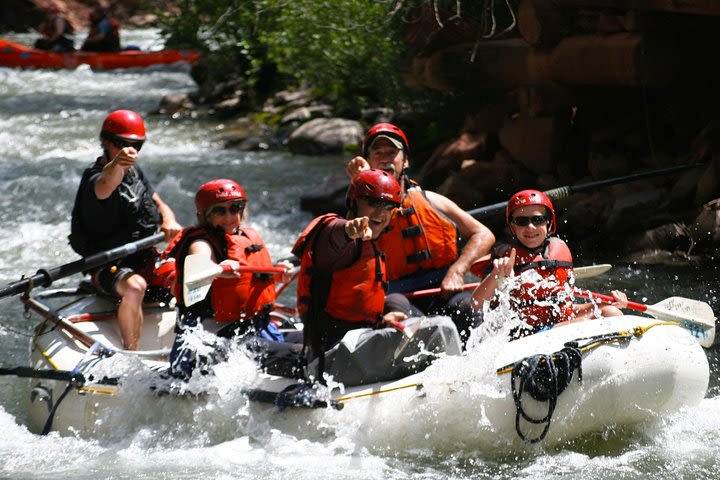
left=0, top=30, right=718, bottom=480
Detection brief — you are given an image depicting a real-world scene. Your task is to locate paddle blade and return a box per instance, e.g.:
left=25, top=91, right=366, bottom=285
left=649, top=297, right=716, bottom=348
left=574, top=264, right=611, bottom=279
left=183, top=254, right=223, bottom=307
left=393, top=318, right=424, bottom=360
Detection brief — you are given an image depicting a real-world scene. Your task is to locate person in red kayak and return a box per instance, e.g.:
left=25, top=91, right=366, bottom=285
left=162, top=179, right=299, bottom=379
left=69, top=110, right=181, bottom=350
left=346, top=123, right=495, bottom=341
left=471, top=189, right=628, bottom=336
left=81, top=5, right=121, bottom=52
left=293, top=169, right=461, bottom=386
left=34, top=5, right=75, bottom=52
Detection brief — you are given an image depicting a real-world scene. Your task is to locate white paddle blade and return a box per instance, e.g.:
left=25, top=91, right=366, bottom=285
left=650, top=297, right=716, bottom=348
left=393, top=318, right=424, bottom=360
left=183, top=254, right=223, bottom=307
left=573, top=264, right=612, bottom=279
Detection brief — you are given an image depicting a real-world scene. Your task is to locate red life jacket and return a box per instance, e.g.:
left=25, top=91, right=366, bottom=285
left=292, top=214, right=386, bottom=324
left=375, top=184, right=458, bottom=281
left=162, top=225, right=276, bottom=321
left=495, top=237, right=575, bottom=330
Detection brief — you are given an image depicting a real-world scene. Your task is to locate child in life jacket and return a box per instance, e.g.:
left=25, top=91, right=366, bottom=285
left=471, top=189, right=627, bottom=335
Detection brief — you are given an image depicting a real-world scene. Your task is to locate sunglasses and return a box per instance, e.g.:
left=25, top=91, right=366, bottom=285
left=510, top=215, right=549, bottom=227
left=111, top=138, right=144, bottom=151
left=210, top=204, right=244, bottom=216
left=362, top=196, right=397, bottom=211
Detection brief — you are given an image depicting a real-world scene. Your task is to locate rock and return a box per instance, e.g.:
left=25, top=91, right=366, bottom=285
left=624, top=222, right=693, bottom=256
left=272, top=89, right=312, bottom=108
left=287, top=118, right=363, bottom=155
left=436, top=173, right=485, bottom=211
left=587, top=151, right=630, bottom=179
left=299, top=171, right=349, bottom=216
left=695, top=155, right=720, bottom=206
left=690, top=198, right=720, bottom=247
left=211, top=95, right=249, bottom=118
left=419, top=131, right=490, bottom=187
left=498, top=113, right=558, bottom=175
left=280, top=105, right=332, bottom=125
left=153, top=92, right=195, bottom=116
left=458, top=159, right=534, bottom=203
left=605, top=188, right=666, bottom=230
left=361, top=108, right=395, bottom=124
left=126, top=13, right=158, bottom=28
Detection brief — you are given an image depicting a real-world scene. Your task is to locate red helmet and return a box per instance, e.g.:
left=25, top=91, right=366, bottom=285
left=195, top=179, right=247, bottom=218
left=347, top=169, right=402, bottom=207
left=507, top=189, right=556, bottom=234
left=362, top=123, right=409, bottom=158
left=100, top=110, right=146, bottom=142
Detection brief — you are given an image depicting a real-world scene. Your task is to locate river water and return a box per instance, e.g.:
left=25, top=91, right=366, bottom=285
left=0, top=30, right=718, bottom=479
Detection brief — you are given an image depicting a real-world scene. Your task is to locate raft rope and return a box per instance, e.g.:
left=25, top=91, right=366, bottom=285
left=498, top=321, right=676, bottom=442
left=40, top=341, right=106, bottom=435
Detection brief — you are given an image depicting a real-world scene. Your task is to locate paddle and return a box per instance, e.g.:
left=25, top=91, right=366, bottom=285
left=466, top=164, right=702, bottom=220
left=182, top=253, right=286, bottom=307
left=575, top=289, right=716, bottom=348
left=392, top=317, right=425, bottom=360
left=0, top=232, right=165, bottom=299
left=405, top=264, right=612, bottom=299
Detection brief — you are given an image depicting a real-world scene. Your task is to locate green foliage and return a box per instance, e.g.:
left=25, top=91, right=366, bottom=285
left=157, top=0, right=406, bottom=108
left=258, top=0, right=405, bottom=110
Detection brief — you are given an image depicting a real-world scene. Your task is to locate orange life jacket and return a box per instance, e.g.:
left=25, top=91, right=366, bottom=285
left=495, top=237, right=575, bottom=330
left=375, top=184, right=458, bottom=281
left=162, top=225, right=276, bottom=321
left=292, top=214, right=386, bottom=325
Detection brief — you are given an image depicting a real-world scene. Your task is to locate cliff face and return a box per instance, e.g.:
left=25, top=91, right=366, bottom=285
left=400, top=2, right=720, bottom=262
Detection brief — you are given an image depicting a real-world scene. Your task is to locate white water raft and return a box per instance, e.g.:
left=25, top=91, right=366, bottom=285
left=23, top=287, right=711, bottom=448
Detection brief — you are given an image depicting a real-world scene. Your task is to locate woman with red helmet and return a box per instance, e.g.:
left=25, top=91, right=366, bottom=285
left=471, top=190, right=627, bottom=335
left=292, top=169, right=461, bottom=386
left=163, top=179, right=299, bottom=379
left=69, top=109, right=182, bottom=351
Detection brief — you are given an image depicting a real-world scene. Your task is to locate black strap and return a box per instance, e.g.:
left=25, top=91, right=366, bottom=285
left=515, top=259, right=573, bottom=273
left=399, top=206, right=415, bottom=217
left=245, top=244, right=264, bottom=254
left=406, top=250, right=431, bottom=264
left=402, top=225, right=424, bottom=238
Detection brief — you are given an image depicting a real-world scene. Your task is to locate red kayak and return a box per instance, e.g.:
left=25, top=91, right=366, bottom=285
left=0, top=39, right=199, bottom=70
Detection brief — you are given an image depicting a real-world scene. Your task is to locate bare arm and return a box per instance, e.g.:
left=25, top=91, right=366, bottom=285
left=152, top=192, right=182, bottom=242
left=425, top=190, right=496, bottom=294
left=93, top=148, right=137, bottom=200
left=187, top=239, right=238, bottom=278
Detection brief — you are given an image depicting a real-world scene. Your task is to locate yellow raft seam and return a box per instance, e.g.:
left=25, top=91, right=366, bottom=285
left=334, top=383, right=422, bottom=403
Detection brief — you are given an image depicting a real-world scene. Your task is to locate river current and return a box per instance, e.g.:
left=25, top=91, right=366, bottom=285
left=0, top=29, right=718, bottom=479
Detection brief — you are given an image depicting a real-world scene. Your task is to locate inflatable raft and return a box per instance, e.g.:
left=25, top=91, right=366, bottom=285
left=20, top=285, right=712, bottom=448
left=0, top=39, right=199, bottom=70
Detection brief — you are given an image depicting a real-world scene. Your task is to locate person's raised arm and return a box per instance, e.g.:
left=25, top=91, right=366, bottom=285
left=94, top=146, right=136, bottom=199
left=426, top=190, right=496, bottom=295
left=471, top=248, right=515, bottom=309
left=346, top=156, right=370, bottom=179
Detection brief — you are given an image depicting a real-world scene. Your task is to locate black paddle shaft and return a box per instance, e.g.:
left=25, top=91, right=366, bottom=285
left=0, top=232, right=165, bottom=299
left=466, top=164, right=702, bottom=220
